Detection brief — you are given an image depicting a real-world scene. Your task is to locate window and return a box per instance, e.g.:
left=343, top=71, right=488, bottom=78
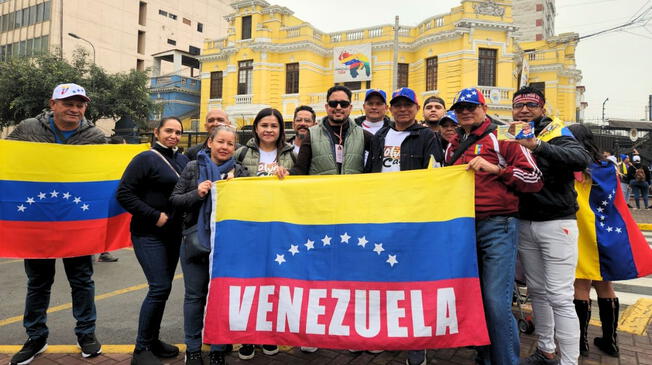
left=285, top=63, right=299, bottom=94
left=14, top=9, right=21, bottom=28
left=36, top=3, right=44, bottom=23
left=168, top=13, right=177, bottom=20
left=167, top=39, right=176, bottom=46
left=197, top=22, right=203, bottom=32
left=23, top=7, right=29, bottom=26
left=29, top=5, right=36, bottom=25
left=237, top=60, right=253, bottom=95
left=210, top=71, right=223, bottom=99
left=398, top=63, right=409, bottom=88
left=43, top=1, right=51, bottom=21
left=343, top=81, right=362, bottom=90
left=33, top=37, right=41, bottom=54
left=137, top=59, right=145, bottom=72
left=183, top=18, right=191, bottom=25
left=241, top=15, right=252, bottom=39
left=41, top=35, right=49, bottom=52
left=188, top=45, right=200, bottom=55
left=478, top=48, right=497, bottom=86
left=137, top=31, right=146, bottom=54
left=425, top=57, right=438, bottom=91
left=138, top=2, right=147, bottom=26
left=158, top=9, right=167, bottom=16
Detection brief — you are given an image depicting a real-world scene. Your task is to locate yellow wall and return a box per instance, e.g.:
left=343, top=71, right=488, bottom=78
left=199, top=0, right=580, bottom=128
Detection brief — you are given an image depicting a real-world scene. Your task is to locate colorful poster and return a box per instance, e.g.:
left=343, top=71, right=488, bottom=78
left=204, top=166, right=489, bottom=350
left=334, top=44, right=373, bottom=83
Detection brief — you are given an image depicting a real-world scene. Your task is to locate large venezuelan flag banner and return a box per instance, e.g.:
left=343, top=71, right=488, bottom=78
left=0, top=140, right=148, bottom=258
left=575, top=161, right=652, bottom=280
left=204, top=166, right=489, bottom=350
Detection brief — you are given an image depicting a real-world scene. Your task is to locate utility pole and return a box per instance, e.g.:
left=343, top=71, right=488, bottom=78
left=602, top=97, right=609, bottom=125
left=392, top=16, right=399, bottom=92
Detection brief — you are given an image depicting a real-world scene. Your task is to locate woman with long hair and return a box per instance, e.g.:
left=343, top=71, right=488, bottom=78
left=117, top=117, right=189, bottom=365
left=170, top=125, right=249, bottom=365
left=235, top=108, right=295, bottom=177
left=568, top=123, right=620, bottom=358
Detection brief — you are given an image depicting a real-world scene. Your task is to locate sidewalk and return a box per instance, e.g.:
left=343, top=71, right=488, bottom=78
left=1, top=319, right=650, bottom=365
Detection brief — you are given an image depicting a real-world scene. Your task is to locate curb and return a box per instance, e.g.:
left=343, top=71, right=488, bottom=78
left=637, top=223, right=652, bottom=231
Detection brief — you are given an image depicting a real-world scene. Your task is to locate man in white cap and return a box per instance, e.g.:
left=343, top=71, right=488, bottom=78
left=7, top=83, right=105, bottom=365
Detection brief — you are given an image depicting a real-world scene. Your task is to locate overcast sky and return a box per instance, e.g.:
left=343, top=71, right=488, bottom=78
left=269, top=0, right=652, bottom=121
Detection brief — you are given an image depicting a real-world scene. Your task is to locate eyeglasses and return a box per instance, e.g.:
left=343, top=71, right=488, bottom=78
left=327, top=100, right=351, bottom=108
left=513, top=102, right=542, bottom=110
left=452, top=103, right=479, bottom=113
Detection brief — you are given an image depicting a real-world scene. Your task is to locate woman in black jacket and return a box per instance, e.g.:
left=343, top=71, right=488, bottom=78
left=170, top=125, right=248, bottom=365
left=116, top=117, right=189, bottom=365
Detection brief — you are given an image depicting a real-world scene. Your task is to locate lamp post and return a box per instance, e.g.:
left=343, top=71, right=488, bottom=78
left=602, top=97, right=609, bottom=125
left=68, top=32, right=95, bottom=64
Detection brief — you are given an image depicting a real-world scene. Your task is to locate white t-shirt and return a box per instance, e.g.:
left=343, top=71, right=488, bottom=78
left=257, top=149, right=278, bottom=176
left=361, top=120, right=385, bottom=135
left=381, top=129, right=410, bottom=173
left=292, top=143, right=301, bottom=156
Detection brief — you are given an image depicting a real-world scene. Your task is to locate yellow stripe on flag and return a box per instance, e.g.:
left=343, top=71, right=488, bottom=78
left=574, top=178, right=603, bottom=280
left=215, top=165, right=475, bottom=225
left=0, top=140, right=149, bottom=182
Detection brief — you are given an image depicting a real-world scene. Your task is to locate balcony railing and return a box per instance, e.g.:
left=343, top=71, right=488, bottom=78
left=235, top=94, right=253, bottom=104
left=477, top=87, right=511, bottom=104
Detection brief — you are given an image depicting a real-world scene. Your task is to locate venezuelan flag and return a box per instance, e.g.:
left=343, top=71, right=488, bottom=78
left=575, top=161, right=652, bottom=280
left=204, top=166, right=489, bottom=350
left=0, top=140, right=148, bottom=258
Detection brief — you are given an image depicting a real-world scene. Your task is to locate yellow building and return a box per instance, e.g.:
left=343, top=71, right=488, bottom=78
left=199, top=0, right=581, bottom=128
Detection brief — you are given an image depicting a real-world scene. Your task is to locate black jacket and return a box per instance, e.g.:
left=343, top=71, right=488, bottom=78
left=518, top=116, right=591, bottom=221
left=365, top=122, right=443, bottom=173
left=626, top=162, right=651, bottom=184
left=169, top=160, right=249, bottom=228
left=116, top=143, right=189, bottom=236
left=185, top=141, right=208, bottom=161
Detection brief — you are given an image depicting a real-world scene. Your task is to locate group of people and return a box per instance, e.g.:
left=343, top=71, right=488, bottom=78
left=5, top=82, right=624, bottom=365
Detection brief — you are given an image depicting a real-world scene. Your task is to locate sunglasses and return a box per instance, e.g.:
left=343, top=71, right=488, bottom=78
left=513, top=102, right=542, bottom=110
left=327, top=100, right=351, bottom=108
left=452, top=103, right=479, bottom=113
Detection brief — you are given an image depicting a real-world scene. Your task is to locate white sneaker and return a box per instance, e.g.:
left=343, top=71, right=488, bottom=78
left=300, top=346, right=318, bottom=353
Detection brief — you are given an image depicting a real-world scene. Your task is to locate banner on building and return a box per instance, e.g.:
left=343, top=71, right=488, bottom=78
left=203, top=166, right=489, bottom=350
left=0, top=140, right=147, bottom=258
left=334, top=44, right=373, bottom=83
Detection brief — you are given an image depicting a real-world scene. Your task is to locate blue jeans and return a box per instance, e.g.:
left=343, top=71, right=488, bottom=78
left=475, top=216, right=520, bottom=365
left=630, top=180, right=649, bottom=208
left=132, top=234, right=181, bottom=350
left=179, top=242, right=226, bottom=352
left=23, top=256, right=96, bottom=339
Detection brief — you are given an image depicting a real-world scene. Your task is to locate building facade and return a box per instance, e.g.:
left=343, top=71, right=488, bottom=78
left=198, top=0, right=580, bottom=128
left=512, top=0, right=555, bottom=42
left=0, top=0, right=232, bottom=74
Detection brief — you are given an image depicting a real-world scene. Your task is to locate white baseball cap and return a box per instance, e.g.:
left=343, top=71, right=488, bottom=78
left=51, top=83, right=90, bottom=102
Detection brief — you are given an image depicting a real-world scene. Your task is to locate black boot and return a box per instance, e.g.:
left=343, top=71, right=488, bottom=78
left=594, top=297, right=620, bottom=357
left=574, top=299, right=591, bottom=357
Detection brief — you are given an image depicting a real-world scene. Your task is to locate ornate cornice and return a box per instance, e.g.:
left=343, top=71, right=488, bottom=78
left=455, top=19, right=518, bottom=32
left=473, top=1, right=506, bottom=17
left=149, top=86, right=200, bottom=96
left=230, top=0, right=269, bottom=10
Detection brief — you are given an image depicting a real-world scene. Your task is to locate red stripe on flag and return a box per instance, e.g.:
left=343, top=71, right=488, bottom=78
left=0, top=213, right=132, bottom=258
left=204, top=277, right=488, bottom=350
left=614, top=178, right=652, bottom=277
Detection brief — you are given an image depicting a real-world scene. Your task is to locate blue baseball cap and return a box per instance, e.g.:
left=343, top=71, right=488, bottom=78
left=365, top=89, right=387, bottom=103
left=439, top=111, right=458, bottom=125
left=390, top=87, right=418, bottom=105
left=450, top=87, right=486, bottom=109
left=620, top=154, right=628, bottom=160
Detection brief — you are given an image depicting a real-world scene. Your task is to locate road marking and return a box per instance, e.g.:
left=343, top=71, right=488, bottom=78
left=618, top=297, right=652, bottom=335
left=638, top=223, right=652, bottom=231
left=0, top=274, right=183, bottom=328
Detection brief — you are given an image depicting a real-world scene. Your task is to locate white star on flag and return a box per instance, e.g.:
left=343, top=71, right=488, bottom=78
left=612, top=189, right=616, bottom=195
left=606, top=226, right=613, bottom=232
left=386, top=254, right=398, bottom=267
left=38, top=192, right=46, bottom=199
left=600, top=216, right=605, bottom=221
left=600, top=222, right=605, bottom=228
left=608, top=194, right=613, bottom=200
left=373, top=243, right=385, bottom=255
left=357, top=236, right=368, bottom=248
left=81, top=204, right=90, bottom=211
left=321, top=235, right=331, bottom=246
left=17, top=204, right=26, bottom=212
left=274, top=254, right=286, bottom=265
left=304, top=239, right=315, bottom=250
left=471, top=90, right=477, bottom=95
left=615, top=227, right=622, bottom=233
left=597, top=207, right=604, bottom=213
left=26, top=197, right=35, bottom=205
left=340, top=232, right=351, bottom=243
left=288, top=245, right=299, bottom=256
left=63, top=192, right=71, bottom=199
left=601, top=200, right=608, bottom=206
left=50, top=190, right=59, bottom=198
left=73, top=197, right=82, bottom=204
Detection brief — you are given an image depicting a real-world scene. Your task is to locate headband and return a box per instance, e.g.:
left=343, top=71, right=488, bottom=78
left=513, top=93, right=544, bottom=106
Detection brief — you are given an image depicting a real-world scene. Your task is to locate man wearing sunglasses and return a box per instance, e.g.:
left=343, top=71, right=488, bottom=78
left=444, top=87, right=543, bottom=365
left=289, top=85, right=372, bottom=175
left=513, top=87, right=591, bottom=365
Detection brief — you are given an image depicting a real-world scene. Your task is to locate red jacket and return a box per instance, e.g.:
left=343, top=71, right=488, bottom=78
left=445, top=118, right=543, bottom=219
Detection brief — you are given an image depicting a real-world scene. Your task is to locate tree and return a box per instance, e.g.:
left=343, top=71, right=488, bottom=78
left=0, top=49, right=159, bottom=130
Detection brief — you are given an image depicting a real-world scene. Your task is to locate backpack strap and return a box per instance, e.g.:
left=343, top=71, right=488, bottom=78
left=236, top=145, right=250, bottom=163
left=446, top=124, right=496, bottom=166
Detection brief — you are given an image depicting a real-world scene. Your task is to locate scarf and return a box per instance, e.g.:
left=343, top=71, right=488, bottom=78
left=196, top=150, right=235, bottom=250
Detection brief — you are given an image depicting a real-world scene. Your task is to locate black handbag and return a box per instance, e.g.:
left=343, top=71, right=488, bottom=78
left=182, top=224, right=210, bottom=259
